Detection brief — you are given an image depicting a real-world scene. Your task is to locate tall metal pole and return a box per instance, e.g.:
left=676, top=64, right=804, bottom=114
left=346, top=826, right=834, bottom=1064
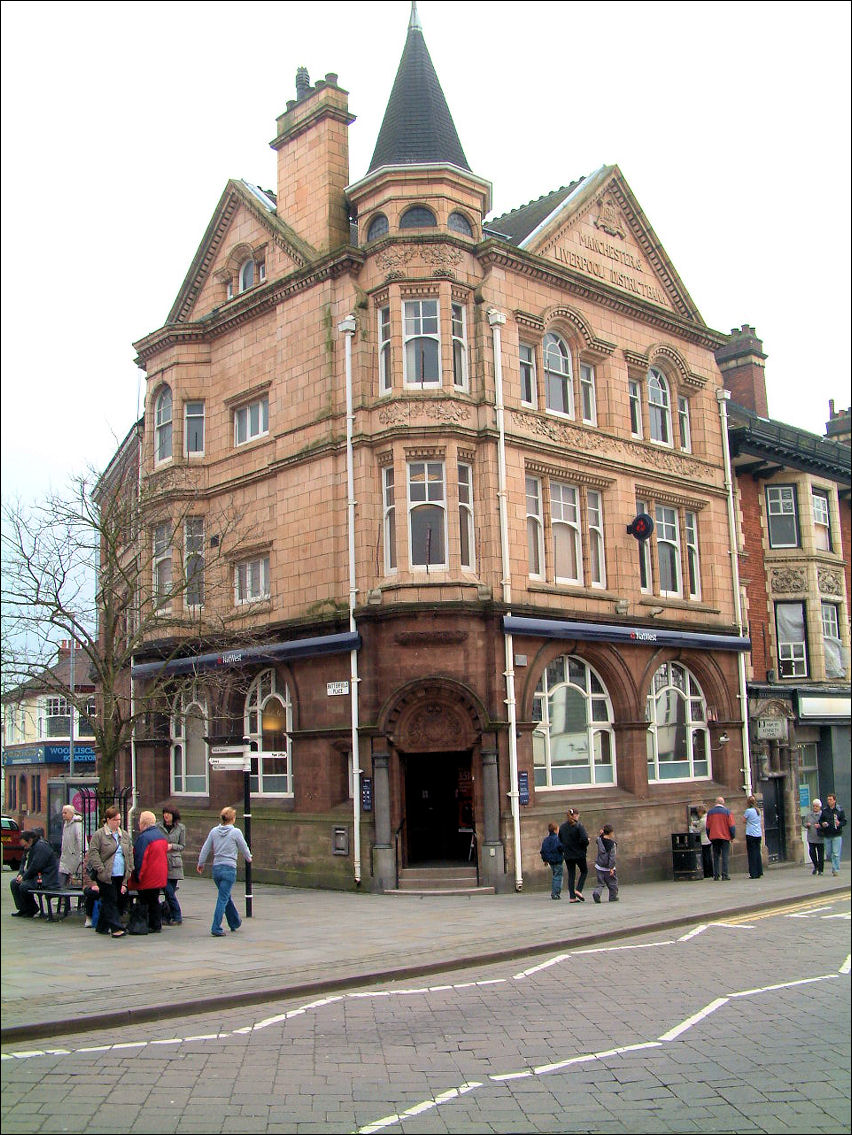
left=243, top=748, right=253, bottom=918
left=68, top=637, right=75, bottom=779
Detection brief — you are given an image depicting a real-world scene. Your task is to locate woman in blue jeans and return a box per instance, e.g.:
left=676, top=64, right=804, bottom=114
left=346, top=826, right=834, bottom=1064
left=196, top=806, right=252, bottom=936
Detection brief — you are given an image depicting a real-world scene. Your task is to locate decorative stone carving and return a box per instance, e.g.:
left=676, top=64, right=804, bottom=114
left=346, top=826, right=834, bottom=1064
left=752, top=698, right=795, bottom=721
left=770, top=567, right=806, bottom=594
left=377, top=404, right=409, bottom=427
left=376, top=246, right=415, bottom=271
left=386, top=681, right=483, bottom=753
left=421, top=401, right=470, bottom=423
left=420, top=244, right=463, bottom=268
left=818, top=568, right=843, bottom=596
left=594, top=196, right=627, bottom=239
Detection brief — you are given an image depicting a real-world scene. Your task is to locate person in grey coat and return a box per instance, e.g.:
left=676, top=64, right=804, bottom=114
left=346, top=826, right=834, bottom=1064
left=803, top=799, right=825, bottom=875
left=58, top=805, right=83, bottom=884
left=157, top=806, right=186, bottom=924
left=197, top=806, right=252, bottom=936
left=592, top=825, right=618, bottom=903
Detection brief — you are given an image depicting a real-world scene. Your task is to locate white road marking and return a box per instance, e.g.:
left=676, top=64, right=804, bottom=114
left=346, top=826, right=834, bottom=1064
left=355, top=1081, right=482, bottom=1134
left=727, top=974, right=838, bottom=998
left=658, top=997, right=729, bottom=1041
left=678, top=924, right=708, bottom=941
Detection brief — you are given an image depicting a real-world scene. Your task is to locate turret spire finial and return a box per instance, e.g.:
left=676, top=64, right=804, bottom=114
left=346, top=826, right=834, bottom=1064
left=409, top=2, right=421, bottom=31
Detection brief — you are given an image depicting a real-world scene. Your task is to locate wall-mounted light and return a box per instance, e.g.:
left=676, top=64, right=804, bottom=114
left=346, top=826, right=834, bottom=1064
left=718, top=732, right=730, bottom=746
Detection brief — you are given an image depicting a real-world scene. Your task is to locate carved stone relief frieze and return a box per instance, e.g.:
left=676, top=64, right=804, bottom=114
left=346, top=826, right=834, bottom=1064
left=376, top=246, right=415, bottom=272
left=377, top=400, right=471, bottom=428
left=770, top=567, right=806, bottom=594
left=818, top=567, right=843, bottom=596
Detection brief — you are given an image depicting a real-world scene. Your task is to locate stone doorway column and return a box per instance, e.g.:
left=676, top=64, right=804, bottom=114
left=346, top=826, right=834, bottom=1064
left=372, top=751, right=395, bottom=891
left=480, top=748, right=504, bottom=888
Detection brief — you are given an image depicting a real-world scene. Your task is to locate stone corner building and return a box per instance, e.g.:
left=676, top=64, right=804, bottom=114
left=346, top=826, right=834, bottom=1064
left=115, top=8, right=754, bottom=892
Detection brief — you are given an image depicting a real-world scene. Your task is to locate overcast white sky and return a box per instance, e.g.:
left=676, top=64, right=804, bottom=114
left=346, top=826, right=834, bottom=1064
left=1, top=0, right=850, bottom=503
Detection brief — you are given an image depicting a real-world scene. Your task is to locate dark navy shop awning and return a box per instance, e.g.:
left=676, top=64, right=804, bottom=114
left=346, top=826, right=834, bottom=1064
left=503, top=616, right=750, bottom=653
left=131, top=631, right=361, bottom=680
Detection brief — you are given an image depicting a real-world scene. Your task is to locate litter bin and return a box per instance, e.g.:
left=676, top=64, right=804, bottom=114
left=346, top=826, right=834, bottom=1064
left=671, top=831, right=702, bottom=880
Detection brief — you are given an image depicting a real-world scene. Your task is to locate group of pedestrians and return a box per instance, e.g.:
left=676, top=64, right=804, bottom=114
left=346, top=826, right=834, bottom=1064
left=540, top=808, right=618, bottom=904
left=803, top=793, right=846, bottom=876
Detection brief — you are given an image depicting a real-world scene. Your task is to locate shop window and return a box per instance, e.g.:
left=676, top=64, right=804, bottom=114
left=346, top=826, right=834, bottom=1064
left=171, top=684, right=208, bottom=795
left=646, top=662, right=710, bottom=782
left=533, top=655, right=615, bottom=788
left=245, top=669, right=293, bottom=796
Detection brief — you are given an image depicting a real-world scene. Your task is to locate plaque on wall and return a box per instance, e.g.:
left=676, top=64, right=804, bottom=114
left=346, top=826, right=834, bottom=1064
left=757, top=717, right=788, bottom=741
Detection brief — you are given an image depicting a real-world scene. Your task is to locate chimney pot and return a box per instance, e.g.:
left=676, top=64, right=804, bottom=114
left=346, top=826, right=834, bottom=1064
left=295, top=67, right=310, bottom=100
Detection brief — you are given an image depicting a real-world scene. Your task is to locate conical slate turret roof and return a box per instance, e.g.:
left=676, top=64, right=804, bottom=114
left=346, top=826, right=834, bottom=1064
left=368, top=4, right=469, bottom=173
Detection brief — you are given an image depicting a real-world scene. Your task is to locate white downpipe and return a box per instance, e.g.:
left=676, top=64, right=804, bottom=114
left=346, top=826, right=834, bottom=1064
left=339, top=315, right=362, bottom=884
left=716, top=388, right=753, bottom=797
left=128, top=422, right=143, bottom=831
left=488, top=309, right=523, bottom=891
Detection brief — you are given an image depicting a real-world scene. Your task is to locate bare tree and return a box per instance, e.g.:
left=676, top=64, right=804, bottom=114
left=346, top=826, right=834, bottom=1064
left=2, top=432, right=271, bottom=794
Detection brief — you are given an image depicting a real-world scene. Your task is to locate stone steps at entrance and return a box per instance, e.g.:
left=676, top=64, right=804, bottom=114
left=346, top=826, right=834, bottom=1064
left=387, top=865, right=494, bottom=896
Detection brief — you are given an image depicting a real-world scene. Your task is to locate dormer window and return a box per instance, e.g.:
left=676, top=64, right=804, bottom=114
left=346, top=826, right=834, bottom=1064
left=448, top=211, right=473, bottom=237
left=239, top=259, right=255, bottom=292
left=366, top=213, right=389, bottom=242
left=400, top=206, right=437, bottom=229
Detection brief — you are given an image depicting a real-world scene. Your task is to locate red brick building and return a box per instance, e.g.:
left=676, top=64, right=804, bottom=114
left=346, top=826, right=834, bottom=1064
left=114, top=8, right=756, bottom=891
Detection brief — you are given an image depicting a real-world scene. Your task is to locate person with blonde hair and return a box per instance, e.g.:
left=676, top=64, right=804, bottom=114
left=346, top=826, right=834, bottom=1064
left=743, top=795, right=764, bottom=879
left=197, top=807, right=252, bottom=936
left=803, top=799, right=825, bottom=875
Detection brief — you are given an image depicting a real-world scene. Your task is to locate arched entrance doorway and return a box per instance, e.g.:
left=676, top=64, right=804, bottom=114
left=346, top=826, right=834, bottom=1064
left=383, top=680, right=486, bottom=868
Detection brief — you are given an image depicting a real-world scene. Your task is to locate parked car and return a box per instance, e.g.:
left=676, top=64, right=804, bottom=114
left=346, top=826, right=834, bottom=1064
left=2, top=815, right=27, bottom=870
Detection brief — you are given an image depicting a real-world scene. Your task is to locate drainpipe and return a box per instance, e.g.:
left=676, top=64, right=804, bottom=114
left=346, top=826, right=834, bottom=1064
left=488, top=308, right=523, bottom=891
left=128, top=421, right=142, bottom=832
left=339, top=314, right=362, bottom=884
left=716, top=388, right=753, bottom=797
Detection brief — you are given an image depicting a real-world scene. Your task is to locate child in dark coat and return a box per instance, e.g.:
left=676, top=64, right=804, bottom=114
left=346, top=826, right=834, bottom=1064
left=540, top=822, right=564, bottom=900
left=592, top=825, right=618, bottom=903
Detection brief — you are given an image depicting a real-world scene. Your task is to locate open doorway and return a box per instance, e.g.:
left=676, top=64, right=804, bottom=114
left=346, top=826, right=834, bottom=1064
left=404, top=751, right=473, bottom=864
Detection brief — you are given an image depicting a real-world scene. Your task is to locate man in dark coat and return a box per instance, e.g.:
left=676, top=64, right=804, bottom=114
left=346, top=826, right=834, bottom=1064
left=10, top=830, right=60, bottom=917
left=558, top=808, right=590, bottom=902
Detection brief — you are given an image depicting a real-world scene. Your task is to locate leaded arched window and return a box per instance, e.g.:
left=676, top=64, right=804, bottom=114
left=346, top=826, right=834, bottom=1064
left=532, top=656, right=615, bottom=787
left=646, top=661, right=710, bottom=781
left=171, top=683, right=208, bottom=795
left=244, top=668, right=293, bottom=795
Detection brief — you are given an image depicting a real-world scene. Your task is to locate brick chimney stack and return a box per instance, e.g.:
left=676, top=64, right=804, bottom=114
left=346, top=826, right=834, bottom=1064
left=825, top=399, right=851, bottom=445
left=270, top=69, right=355, bottom=254
left=714, top=324, right=769, bottom=417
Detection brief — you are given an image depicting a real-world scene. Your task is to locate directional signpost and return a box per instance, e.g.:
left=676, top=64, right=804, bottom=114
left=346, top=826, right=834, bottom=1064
left=208, top=744, right=253, bottom=918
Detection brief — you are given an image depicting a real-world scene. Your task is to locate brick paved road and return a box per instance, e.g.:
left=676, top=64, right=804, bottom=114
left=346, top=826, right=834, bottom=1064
left=2, top=895, right=849, bottom=1134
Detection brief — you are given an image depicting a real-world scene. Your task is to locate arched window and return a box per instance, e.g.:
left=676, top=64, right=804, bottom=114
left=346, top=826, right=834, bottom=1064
left=543, top=332, right=574, bottom=416
left=448, top=211, right=473, bottom=236
left=366, top=213, right=389, bottom=242
left=171, top=684, right=208, bottom=794
left=154, top=385, right=173, bottom=463
left=532, top=656, right=615, bottom=787
left=244, top=669, right=293, bottom=795
left=239, top=259, right=255, bottom=293
left=400, top=205, right=437, bottom=228
left=647, top=366, right=672, bottom=445
left=646, top=662, right=710, bottom=781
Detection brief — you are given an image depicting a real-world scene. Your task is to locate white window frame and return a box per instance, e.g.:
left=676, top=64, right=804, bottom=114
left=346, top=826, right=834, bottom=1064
left=451, top=303, right=469, bottom=391
left=685, top=510, right=701, bottom=600
left=184, top=516, right=204, bottom=609
left=403, top=299, right=441, bottom=387
left=235, top=554, right=270, bottom=605
left=239, top=258, right=255, bottom=292
left=458, top=461, right=475, bottom=571
left=234, top=396, right=269, bottom=446
left=244, top=669, right=293, bottom=797
left=43, top=696, right=70, bottom=739
left=551, top=480, right=583, bottom=585
left=655, top=504, right=682, bottom=597
left=407, top=461, right=447, bottom=569
left=526, top=476, right=544, bottom=579
left=543, top=332, right=574, bottom=417
left=520, top=343, right=537, bottom=407
left=155, top=386, right=173, bottom=464
left=588, top=489, right=606, bottom=588
left=637, top=497, right=652, bottom=593
left=677, top=395, right=692, bottom=452
left=185, top=400, right=205, bottom=456
left=629, top=379, right=643, bottom=438
left=821, top=601, right=844, bottom=679
left=646, top=662, right=711, bottom=783
left=532, top=655, right=616, bottom=789
left=378, top=305, right=392, bottom=395
left=579, top=363, right=597, bottom=425
left=153, top=522, right=172, bottom=611
left=812, top=488, right=832, bottom=551
left=648, top=366, right=672, bottom=446
left=766, top=485, right=799, bottom=548
left=170, top=683, right=208, bottom=796
left=382, top=466, right=397, bottom=574
left=776, top=601, right=808, bottom=678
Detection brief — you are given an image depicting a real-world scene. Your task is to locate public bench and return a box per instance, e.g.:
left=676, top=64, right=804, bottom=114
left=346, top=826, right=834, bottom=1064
left=32, top=887, right=85, bottom=921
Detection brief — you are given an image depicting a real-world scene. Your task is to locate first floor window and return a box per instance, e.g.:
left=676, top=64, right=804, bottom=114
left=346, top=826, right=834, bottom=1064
left=637, top=498, right=651, bottom=592
left=236, top=554, right=270, bottom=603
left=234, top=396, right=269, bottom=445
left=588, top=490, right=606, bottom=588
left=185, top=401, right=205, bottom=455
left=821, top=602, right=844, bottom=678
left=655, top=505, right=681, bottom=596
left=403, top=299, right=440, bottom=386
left=245, top=669, right=293, bottom=795
left=155, top=385, right=173, bottom=463
left=153, top=522, right=172, bottom=609
left=526, top=476, right=544, bottom=578
left=44, top=697, right=70, bottom=738
left=171, top=685, right=208, bottom=794
left=812, top=488, right=832, bottom=551
left=646, top=662, right=710, bottom=781
left=629, top=380, right=643, bottom=437
left=408, top=461, right=446, bottom=568
left=458, top=462, right=475, bottom=570
left=378, top=305, right=391, bottom=394
left=544, top=332, right=573, bottom=416
left=533, top=655, right=615, bottom=788
left=551, top=480, right=582, bottom=584
left=579, top=363, right=596, bottom=424
left=383, top=466, right=397, bottom=573
left=184, top=517, right=204, bottom=608
left=520, top=343, right=536, bottom=406
left=452, top=303, right=469, bottom=390
left=648, top=367, right=671, bottom=445
left=776, top=602, right=807, bottom=678
left=678, top=396, right=691, bottom=451
left=685, top=511, right=700, bottom=600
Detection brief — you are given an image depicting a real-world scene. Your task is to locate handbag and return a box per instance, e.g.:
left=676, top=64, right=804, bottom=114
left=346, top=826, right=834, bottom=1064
left=127, top=898, right=149, bottom=935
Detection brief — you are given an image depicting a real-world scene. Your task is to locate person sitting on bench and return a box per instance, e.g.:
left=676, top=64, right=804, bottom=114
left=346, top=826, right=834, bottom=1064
left=10, top=830, right=60, bottom=918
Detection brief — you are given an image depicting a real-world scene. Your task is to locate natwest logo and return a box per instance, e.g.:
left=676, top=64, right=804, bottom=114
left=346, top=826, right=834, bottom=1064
left=219, top=651, right=243, bottom=665
left=630, top=630, right=658, bottom=642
